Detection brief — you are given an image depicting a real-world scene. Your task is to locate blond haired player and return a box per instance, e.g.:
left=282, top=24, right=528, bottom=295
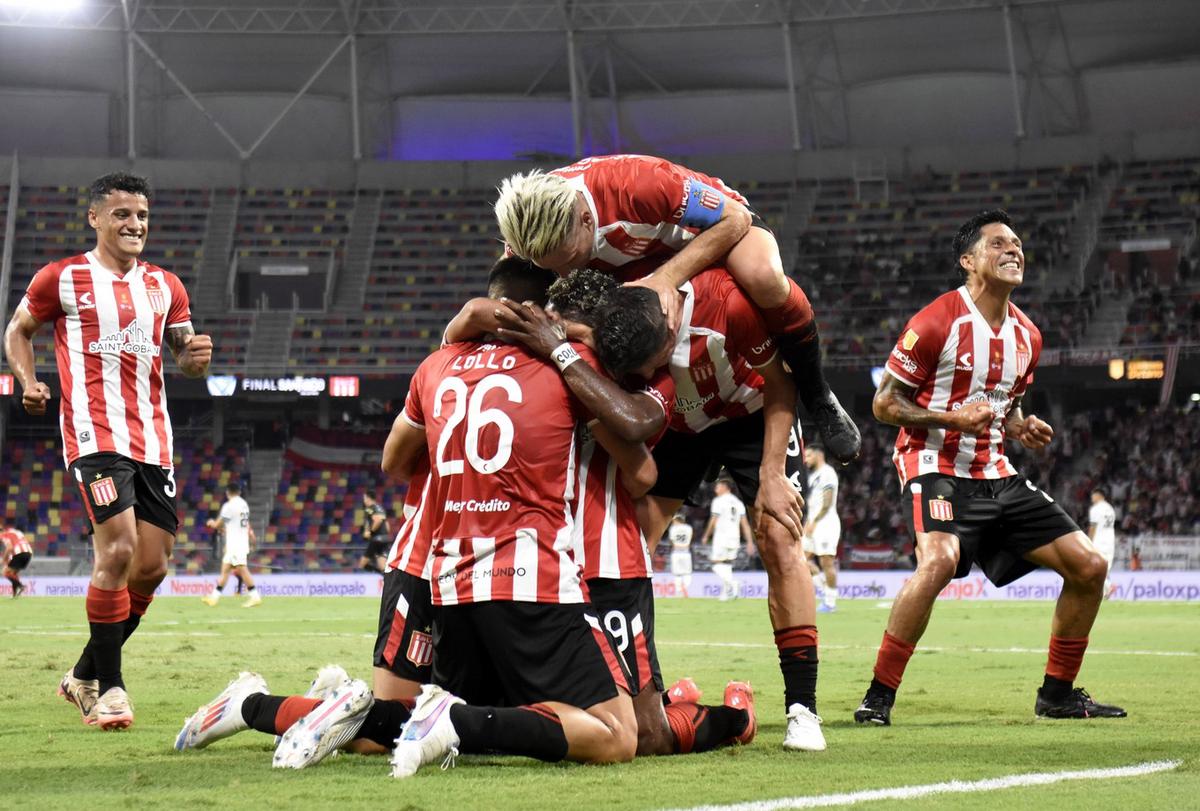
left=494, top=155, right=860, bottom=464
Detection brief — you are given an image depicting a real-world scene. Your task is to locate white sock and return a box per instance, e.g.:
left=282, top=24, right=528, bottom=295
left=713, top=563, right=735, bottom=598
left=813, top=570, right=827, bottom=591
left=209, top=586, right=221, bottom=601
left=826, top=587, right=838, bottom=608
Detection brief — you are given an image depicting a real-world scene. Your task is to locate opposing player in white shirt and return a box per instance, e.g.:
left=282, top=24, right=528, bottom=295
left=1087, top=489, right=1118, bottom=599
left=667, top=514, right=695, bottom=597
left=802, top=446, right=841, bottom=613
left=203, top=482, right=262, bottom=607
left=700, top=480, right=754, bottom=602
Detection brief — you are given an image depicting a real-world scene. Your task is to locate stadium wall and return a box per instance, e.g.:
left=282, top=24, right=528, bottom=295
left=10, top=125, right=1200, bottom=191
left=4, top=571, right=1198, bottom=602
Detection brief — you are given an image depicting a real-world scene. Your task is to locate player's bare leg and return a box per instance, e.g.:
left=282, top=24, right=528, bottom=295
left=547, top=695, right=638, bottom=764
left=632, top=689, right=674, bottom=755
left=725, top=229, right=859, bottom=463
left=640, top=496, right=681, bottom=556
left=854, top=530, right=960, bottom=726
left=1023, top=531, right=1125, bottom=718
left=204, top=563, right=233, bottom=605
left=752, top=509, right=824, bottom=750
left=75, top=507, right=139, bottom=729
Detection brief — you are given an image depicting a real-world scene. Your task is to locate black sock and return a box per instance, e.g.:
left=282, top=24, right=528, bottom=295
left=240, top=693, right=288, bottom=734
left=779, top=646, right=819, bottom=714
left=123, top=613, right=142, bottom=643
left=74, top=644, right=96, bottom=681
left=355, top=700, right=412, bottom=748
left=449, top=704, right=569, bottom=762
left=692, top=705, right=747, bottom=752
left=775, top=328, right=831, bottom=412
left=868, top=678, right=898, bottom=702
left=6, top=575, right=18, bottom=588
left=89, top=622, right=126, bottom=695
left=1040, top=674, right=1073, bottom=699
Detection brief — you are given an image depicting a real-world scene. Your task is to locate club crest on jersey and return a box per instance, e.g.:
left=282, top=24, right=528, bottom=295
left=406, top=630, right=433, bottom=667
left=691, top=361, right=715, bottom=383
left=929, top=498, right=954, bottom=522
left=147, top=287, right=166, bottom=314
left=1016, top=349, right=1030, bottom=378
left=90, top=476, right=119, bottom=507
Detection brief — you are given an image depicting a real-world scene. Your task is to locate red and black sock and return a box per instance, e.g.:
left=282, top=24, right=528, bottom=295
left=1042, top=636, right=1088, bottom=699
left=871, top=631, right=916, bottom=699
left=449, top=703, right=569, bottom=762
left=5, top=573, right=20, bottom=589
left=82, top=585, right=130, bottom=695
left=663, top=702, right=747, bottom=753
left=240, top=693, right=322, bottom=735
left=123, top=588, right=154, bottom=643
left=775, top=625, right=819, bottom=713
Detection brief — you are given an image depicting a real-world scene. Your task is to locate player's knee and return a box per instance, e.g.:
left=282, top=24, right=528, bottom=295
left=608, top=719, right=638, bottom=763
left=918, top=548, right=958, bottom=585
left=1069, top=551, right=1109, bottom=590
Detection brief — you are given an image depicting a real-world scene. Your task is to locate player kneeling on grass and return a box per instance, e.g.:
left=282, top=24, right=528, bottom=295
left=854, top=210, right=1125, bottom=726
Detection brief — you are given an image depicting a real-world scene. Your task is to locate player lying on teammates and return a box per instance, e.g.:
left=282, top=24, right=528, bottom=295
left=176, top=259, right=752, bottom=768
left=498, top=266, right=824, bottom=751
left=853, top=209, right=1125, bottom=726
left=495, top=154, right=861, bottom=464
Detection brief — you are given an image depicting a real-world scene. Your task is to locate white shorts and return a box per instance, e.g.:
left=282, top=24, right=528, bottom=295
left=222, top=543, right=249, bottom=568
left=710, top=539, right=739, bottom=563
left=803, top=523, right=840, bottom=558
left=670, top=551, right=693, bottom=576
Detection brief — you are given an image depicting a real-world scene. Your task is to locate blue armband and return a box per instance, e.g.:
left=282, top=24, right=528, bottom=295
left=678, top=179, right=725, bottom=229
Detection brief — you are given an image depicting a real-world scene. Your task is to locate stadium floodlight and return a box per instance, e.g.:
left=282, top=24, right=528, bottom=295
left=0, top=0, right=84, bottom=9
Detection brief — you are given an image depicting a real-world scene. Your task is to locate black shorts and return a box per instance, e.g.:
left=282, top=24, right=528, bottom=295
left=69, top=452, right=179, bottom=535
left=749, top=210, right=772, bottom=234
left=587, top=577, right=663, bottom=696
left=6, top=552, right=31, bottom=572
left=364, top=538, right=390, bottom=559
left=431, top=600, right=623, bottom=710
left=902, top=473, right=1081, bottom=587
left=373, top=568, right=434, bottom=682
left=648, top=409, right=806, bottom=507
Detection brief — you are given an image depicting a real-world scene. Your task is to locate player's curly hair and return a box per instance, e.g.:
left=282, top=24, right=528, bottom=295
left=89, top=171, right=153, bottom=206
left=546, top=269, right=619, bottom=326
left=487, top=256, right=557, bottom=305
left=593, top=286, right=670, bottom=380
left=494, top=170, right=577, bottom=262
left=952, top=209, right=1013, bottom=278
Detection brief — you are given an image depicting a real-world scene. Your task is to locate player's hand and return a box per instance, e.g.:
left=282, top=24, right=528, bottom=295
left=1016, top=413, right=1054, bottom=449
left=21, top=381, right=51, bottom=416
left=494, top=298, right=567, bottom=358
left=205, top=519, right=217, bottom=529
left=755, top=472, right=805, bottom=543
left=950, top=401, right=994, bottom=435
left=179, top=333, right=213, bottom=377
left=626, top=274, right=681, bottom=333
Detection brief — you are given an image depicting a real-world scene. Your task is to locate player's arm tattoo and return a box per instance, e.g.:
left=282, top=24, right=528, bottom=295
left=872, top=374, right=956, bottom=430
left=1004, top=395, right=1026, bottom=437
left=165, top=323, right=194, bottom=360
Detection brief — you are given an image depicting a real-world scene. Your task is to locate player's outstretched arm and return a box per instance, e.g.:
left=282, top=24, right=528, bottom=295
left=873, top=374, right=993, bottom=435
left=629, top=196, right=752, bottom=330
left=754, top=356, right=806, bottom=542
left=166, top=324, right=213, bottom=378
left=381, top=411, right=427, bottom=483
left=494, top=298, right=665, bottom=443
left=4, top=307, right=51, bottom=416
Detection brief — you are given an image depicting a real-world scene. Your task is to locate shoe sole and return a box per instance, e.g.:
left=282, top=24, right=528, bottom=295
left=274, top=686, right=373, bottom=769
left=97, top=713, right=133, bottom=731
left=853, top=712, right=890, bottom=726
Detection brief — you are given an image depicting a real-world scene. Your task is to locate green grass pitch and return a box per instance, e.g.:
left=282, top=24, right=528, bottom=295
left=1, top=596, right=1196, bottom=809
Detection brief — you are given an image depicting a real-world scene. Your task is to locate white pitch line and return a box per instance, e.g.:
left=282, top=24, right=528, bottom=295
left=3, top=629, right=372, bottom=639
left=662, top=760, right=1182, bottom=811
left=659, top=641, right=1198, bottom=657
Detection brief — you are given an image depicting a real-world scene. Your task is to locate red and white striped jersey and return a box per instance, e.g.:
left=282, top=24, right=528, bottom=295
left=570, top=370, right=674, bottom=581
left=885, top=286, right=1042, bottom=487
left=403, top=341, right=591, bottom=606
left=666, top=269, right=773, bottom=434
left=1, top=529, right=33, bottom=562
left=386, top=459, right=435, bottom=581
left=20, top=252, right=191, bottom=468
left=552, top=155, right=748, bottom=282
